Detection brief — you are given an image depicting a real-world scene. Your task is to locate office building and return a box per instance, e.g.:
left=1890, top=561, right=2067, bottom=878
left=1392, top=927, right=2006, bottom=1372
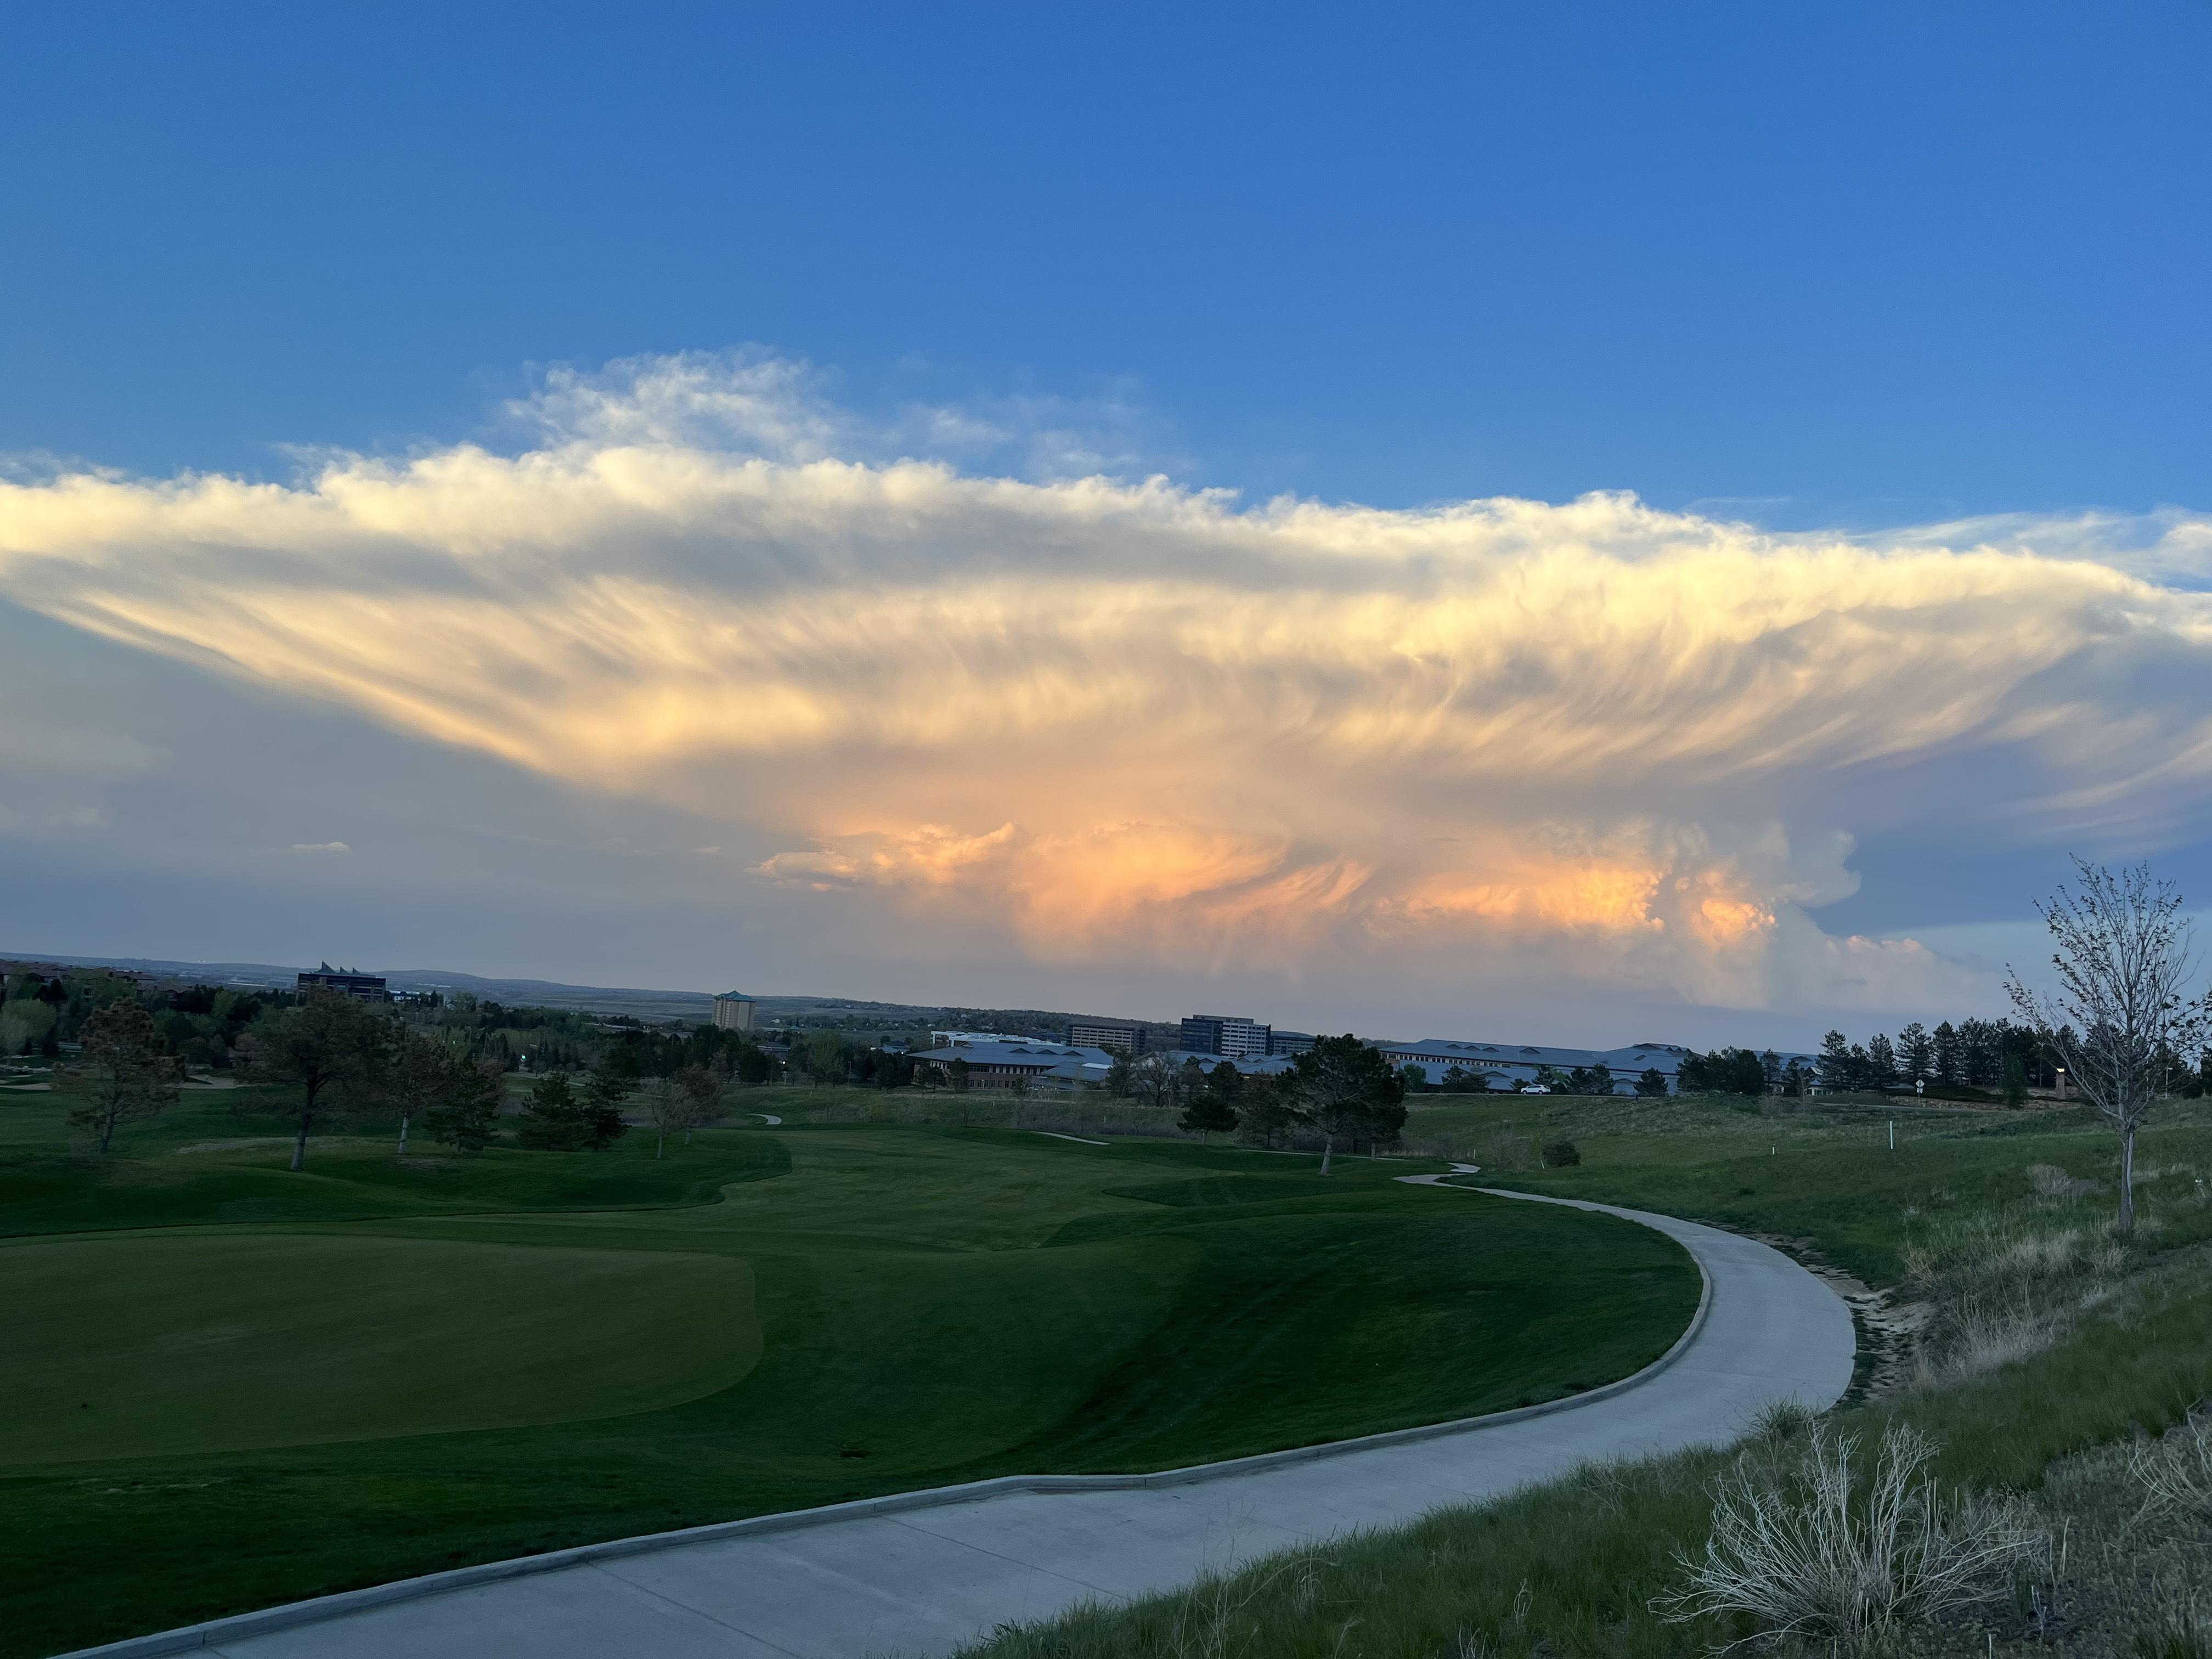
left=297, top=964, right=386, bottom=1001
left=1268, top=1030, right=1317, bottom=1056
left=712, top=991, right=757, bottom=1032
left=1178, top=1014, right=1272, bottom=1058
left=1068, top=1019, right=1146, bottom=1054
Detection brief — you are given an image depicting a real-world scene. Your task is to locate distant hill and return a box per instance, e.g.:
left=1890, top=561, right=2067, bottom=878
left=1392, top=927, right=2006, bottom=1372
left=4, top=952, right=1168, bottom=1037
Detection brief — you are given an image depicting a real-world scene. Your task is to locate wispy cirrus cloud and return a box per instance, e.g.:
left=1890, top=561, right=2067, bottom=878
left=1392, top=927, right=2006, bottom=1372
left=3, top=352, right=2209, bottom=1013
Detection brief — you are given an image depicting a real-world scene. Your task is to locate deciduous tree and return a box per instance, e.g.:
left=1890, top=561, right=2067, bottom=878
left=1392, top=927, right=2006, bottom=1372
left=245, top=988, right=390, bottom=1171
left=2008, top=859, right=2212, bottom=1231
left=71, top=1000, right=179, bottom=1153
left=388, top=1027, right=468, bottom=1156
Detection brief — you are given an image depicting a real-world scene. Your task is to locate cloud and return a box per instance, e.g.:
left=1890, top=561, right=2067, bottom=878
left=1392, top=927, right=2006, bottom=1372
left=3, top=352, right=2210, bottom=1013
left=287, top=842, right=351, bottom=855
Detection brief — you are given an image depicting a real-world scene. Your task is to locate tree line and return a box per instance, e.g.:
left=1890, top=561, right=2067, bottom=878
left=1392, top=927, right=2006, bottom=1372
left=1080, top=1037, right=1409, bottom=1170
left=63, top=986, right=776, bottom=1169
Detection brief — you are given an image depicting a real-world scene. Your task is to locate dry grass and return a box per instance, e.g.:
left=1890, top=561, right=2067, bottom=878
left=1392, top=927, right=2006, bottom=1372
left=1654, top=1424, right=2044, bottom=1649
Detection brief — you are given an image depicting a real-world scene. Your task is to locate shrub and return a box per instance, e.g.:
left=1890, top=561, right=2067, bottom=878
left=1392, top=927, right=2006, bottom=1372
left=2130, top=1414, right=2212, bottom=1525
left=1654, top=1424, right=2044, bottom=1646
left=1539, top=1139, right=1581, bottom=1168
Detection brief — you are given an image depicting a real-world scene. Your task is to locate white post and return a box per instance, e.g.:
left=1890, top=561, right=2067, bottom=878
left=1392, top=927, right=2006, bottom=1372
left=1889, top=1119, right=1895, bottom=1153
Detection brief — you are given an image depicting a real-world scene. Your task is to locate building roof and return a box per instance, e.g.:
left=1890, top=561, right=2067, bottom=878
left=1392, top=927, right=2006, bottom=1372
left=1365, top=1038, right=1816, bottom=1073
left=714, top=990, right=755, bottom=1002
left=913, top=1040, right=1120, bottom=1079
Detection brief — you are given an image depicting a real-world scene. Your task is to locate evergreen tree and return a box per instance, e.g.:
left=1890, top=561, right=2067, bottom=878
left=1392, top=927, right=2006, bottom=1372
left=581, top=1061, right=635, bottom=1146
left=1866, top=1033, right=1897, bottom=1088
left=515, top=1072, right=594, bottom=1150
left=1179, top=1062, right=1242, bottom=1142
left=1281, top=1034, right=1407, bottom=1172
left=422, top=1059, right=504, bottom=1152
left=1817, top=1030, right=1853, bottom=1091
left=1236, top=1074, right=1300, bottom=1148
left=1635, top=1066, right=1670, bottom=1097
left=1897, top=1022, right=1934, bottom=1081
left=1933, top=1020, right=1961, bottom=1084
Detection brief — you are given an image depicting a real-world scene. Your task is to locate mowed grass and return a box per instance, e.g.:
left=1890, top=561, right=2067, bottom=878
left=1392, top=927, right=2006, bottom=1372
left=3, top=1233, right=759, bottom=1464
left=0, top=1082, right=1696, bottom=1658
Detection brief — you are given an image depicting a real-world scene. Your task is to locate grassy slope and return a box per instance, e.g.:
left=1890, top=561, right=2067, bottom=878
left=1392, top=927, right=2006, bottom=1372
left=961, top=1092, right=2212, bottom=1659
left=0, top=1083, right=1695, bottom=1658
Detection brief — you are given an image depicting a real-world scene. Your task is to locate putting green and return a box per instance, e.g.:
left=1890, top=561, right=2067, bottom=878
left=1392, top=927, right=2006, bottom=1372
left=1, top=1232, right=759, bottom=1465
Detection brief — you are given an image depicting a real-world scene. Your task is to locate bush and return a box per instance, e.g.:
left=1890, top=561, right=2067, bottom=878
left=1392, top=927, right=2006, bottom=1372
left=1655, top=1424, right=2044, bottom=1646
left=1539, top=1139, right=1581, bottom=1168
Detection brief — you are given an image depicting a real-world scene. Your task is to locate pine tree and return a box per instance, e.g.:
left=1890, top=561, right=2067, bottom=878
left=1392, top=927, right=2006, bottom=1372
left=515, top=1072, right=594, bottom=1150
left=1866, top=1033, right=1897, bottom=1088
left=1933, top=1020, right=1961, bottom=1084
left=1817, top=1030, right=1853, bottom=1092
left=1898, top=1022, right=1934, bottom=1081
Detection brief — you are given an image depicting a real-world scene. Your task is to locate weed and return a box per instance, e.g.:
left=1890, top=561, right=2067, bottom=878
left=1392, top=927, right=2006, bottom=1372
left=1653, top=1424, right=2045, bottom=1647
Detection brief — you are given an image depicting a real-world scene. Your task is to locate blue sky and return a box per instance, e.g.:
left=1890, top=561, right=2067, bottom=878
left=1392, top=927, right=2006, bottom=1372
left=11, top=3, right=2207, bottom=516
left=3, top=4, right=2209, bottom=1043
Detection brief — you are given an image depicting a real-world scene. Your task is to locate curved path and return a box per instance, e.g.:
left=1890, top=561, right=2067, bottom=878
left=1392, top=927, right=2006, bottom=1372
left=69, top=1181, right=1854, bottom=1659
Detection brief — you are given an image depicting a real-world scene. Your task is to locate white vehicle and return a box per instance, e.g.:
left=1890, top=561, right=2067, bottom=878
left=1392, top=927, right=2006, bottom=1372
left=1519, top=1084, right=1550, bottom=1094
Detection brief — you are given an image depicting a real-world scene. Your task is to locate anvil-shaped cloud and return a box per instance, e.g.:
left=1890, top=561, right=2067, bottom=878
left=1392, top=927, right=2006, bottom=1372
left=4, top=354, right=2209, bottom=1012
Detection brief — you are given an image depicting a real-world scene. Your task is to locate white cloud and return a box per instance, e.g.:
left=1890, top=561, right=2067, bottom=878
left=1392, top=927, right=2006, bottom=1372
left=3, top=354, right=2210, bottom=1013
left=287, top=842, right=351, bottom=855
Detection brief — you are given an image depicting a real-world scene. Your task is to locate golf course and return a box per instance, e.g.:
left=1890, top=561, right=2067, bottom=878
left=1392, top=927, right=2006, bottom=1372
left=0, top=1078, right=1698, bottom=1658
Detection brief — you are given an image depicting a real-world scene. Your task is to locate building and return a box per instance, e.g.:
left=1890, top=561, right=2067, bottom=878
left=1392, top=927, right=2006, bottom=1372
left=1178, top=1014, right=1272, bottom=1058
left=1268, top=1030, right=1317, bottom=1057
left=929, top=1028, right=1038, bottom=1047
left=1361, top=1037, right=1815, bottom=1092
left=911, top=1039, right=1120, bottom=1091
left=1068, top=1019, right=1146, bottom=1054
left=711, top=991, right=757, bottom=1032
left=297, top=964, right=386, bottom=1001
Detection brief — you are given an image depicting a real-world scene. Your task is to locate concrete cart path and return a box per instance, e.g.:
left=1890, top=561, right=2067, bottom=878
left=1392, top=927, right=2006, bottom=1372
left=79, top=1182, right=1855, bottom=1659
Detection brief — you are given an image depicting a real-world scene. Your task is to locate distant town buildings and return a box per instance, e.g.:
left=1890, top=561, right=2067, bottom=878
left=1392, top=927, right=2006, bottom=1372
left=1361, top=1037, right=1816, bottom=1092
left=1068, top=1019, right=1146, bottom=1054
left=1177, top=1015, right=1314, bottom=1058
left=1178, top=1014, right=1273, bottom=1058
left=711, top=991, right=757, bottom=1032
left=911, top=1039, right=1119, bottom=1091
left=297, top=963, right=386, bottom=1001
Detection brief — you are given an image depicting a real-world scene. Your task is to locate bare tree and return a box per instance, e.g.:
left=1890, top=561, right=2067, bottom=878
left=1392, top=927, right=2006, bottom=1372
left=672, top=1064, right=723, bottom=1144
left=636, top=1077, right=681, bottom=1158
left=388, top=1026, right=466, bottom=1155
left=2007, top=860, right=2212, bottom=1232
left=71, top=1001, right=180, bottom=1153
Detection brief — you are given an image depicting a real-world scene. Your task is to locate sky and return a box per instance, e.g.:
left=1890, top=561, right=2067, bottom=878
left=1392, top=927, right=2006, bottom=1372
left=3, top=3, right=2210, bottom=1047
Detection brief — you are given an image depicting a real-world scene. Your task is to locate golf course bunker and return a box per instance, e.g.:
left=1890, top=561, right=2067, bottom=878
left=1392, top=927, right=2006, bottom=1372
left=2, top=1232, right=759, bottom=1465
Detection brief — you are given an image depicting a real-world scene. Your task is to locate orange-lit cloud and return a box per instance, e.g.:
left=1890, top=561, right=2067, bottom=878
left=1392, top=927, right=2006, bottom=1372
left=4, top=354, right=2210, bottom=1011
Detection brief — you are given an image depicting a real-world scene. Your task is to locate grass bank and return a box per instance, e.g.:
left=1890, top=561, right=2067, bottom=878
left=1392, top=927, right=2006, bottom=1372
left=958, top=1091, right=2212, bottom=1659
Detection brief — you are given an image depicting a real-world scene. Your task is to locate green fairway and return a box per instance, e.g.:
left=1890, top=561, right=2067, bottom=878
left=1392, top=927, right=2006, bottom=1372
left=2, top=1233, right=759, bottom=1464
left=0, top=1081, right=1697, bottom=1658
